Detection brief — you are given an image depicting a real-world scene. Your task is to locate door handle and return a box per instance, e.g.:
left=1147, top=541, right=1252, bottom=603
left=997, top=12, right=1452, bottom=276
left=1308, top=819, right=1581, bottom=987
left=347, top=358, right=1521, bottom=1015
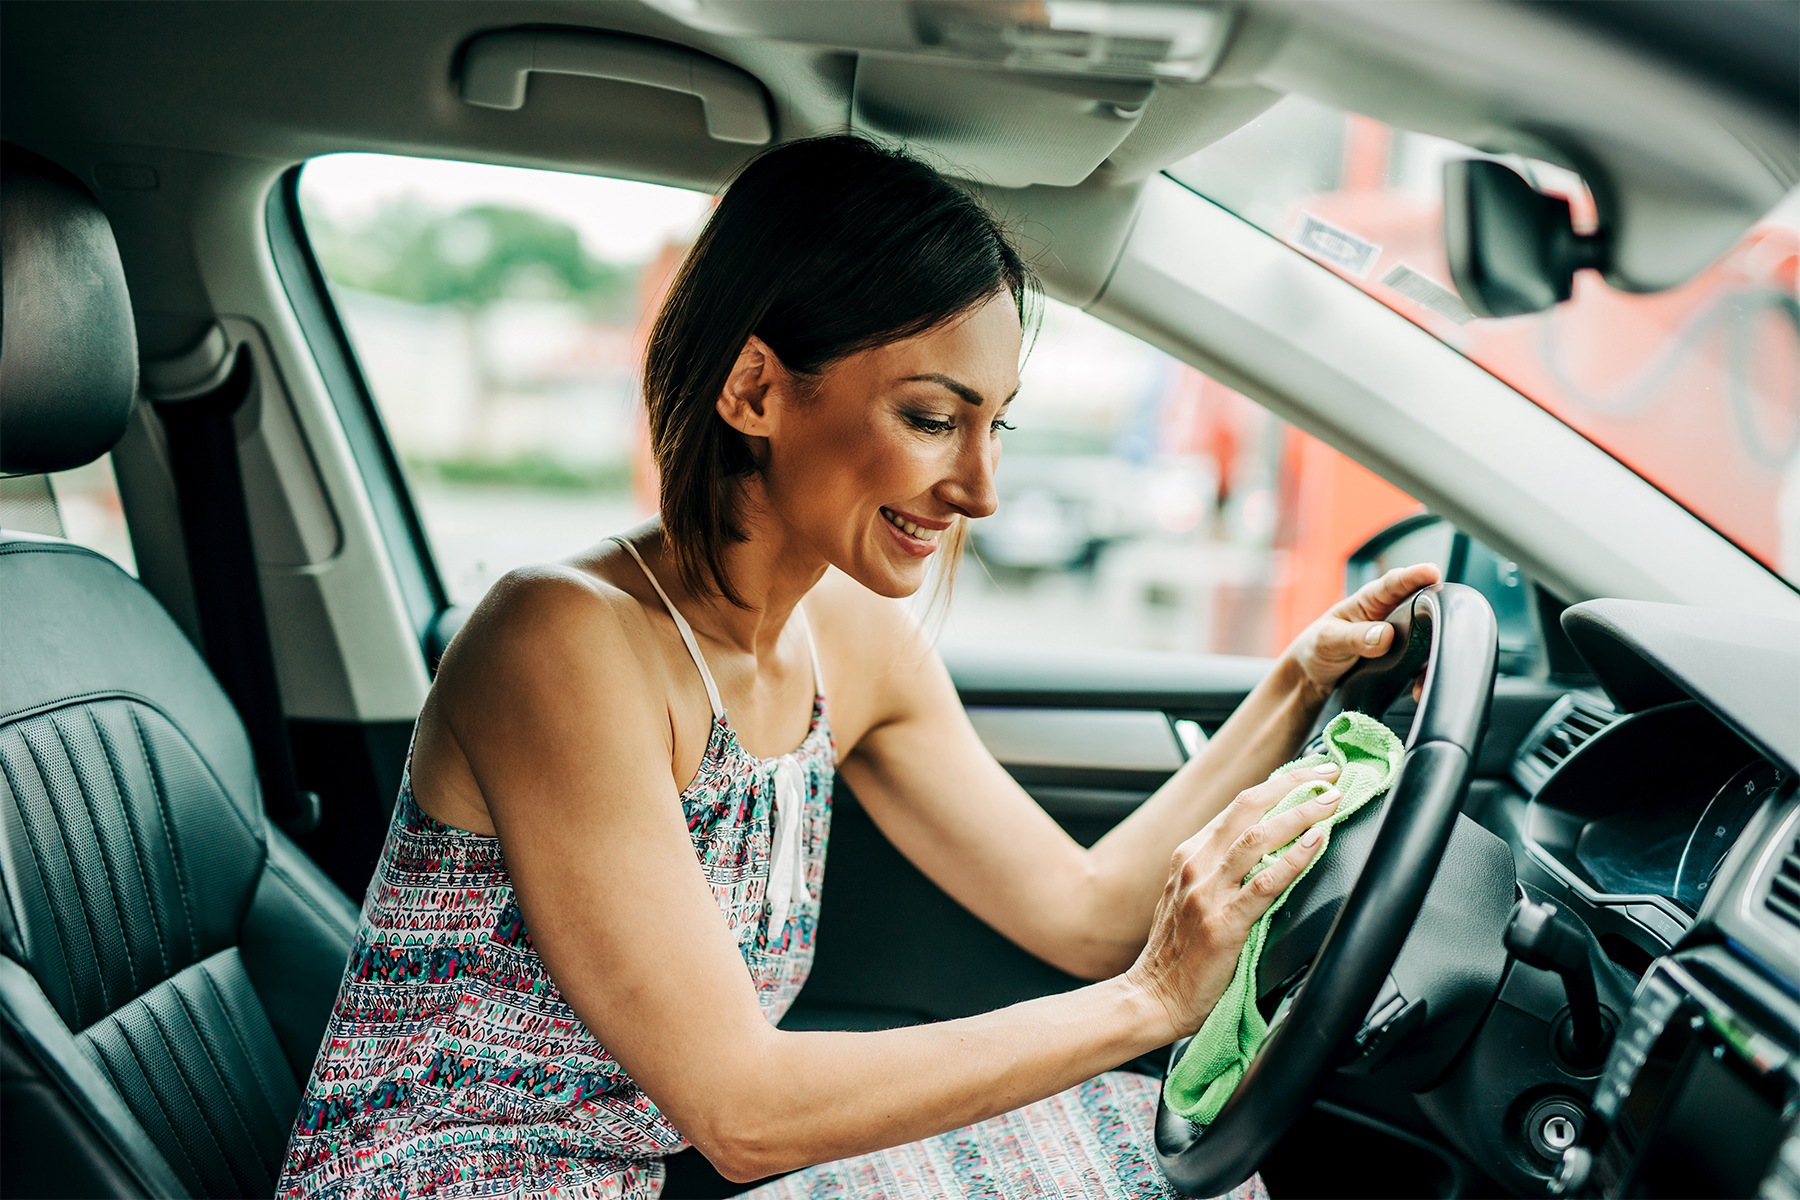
left=459, top=29, right=773, bottom=145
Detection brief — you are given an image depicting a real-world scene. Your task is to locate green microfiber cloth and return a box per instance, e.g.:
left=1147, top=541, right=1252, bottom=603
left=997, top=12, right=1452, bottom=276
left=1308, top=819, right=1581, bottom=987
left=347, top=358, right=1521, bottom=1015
left=1162, top=710, right=1406, bottom=1123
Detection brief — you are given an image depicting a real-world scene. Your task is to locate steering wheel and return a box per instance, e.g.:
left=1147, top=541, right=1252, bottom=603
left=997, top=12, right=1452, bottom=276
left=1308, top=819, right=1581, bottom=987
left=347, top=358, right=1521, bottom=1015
left=1153, top=583, right=1498, bottom=1197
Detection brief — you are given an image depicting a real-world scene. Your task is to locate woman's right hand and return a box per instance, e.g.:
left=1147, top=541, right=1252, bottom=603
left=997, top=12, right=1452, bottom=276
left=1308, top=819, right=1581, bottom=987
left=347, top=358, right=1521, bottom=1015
left=1125, top=764, right=1345, bottom=1038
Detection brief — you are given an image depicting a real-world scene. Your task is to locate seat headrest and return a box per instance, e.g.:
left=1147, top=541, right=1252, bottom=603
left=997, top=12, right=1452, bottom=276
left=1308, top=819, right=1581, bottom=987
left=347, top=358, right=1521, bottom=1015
left=1, top=144, right=137, bottom=476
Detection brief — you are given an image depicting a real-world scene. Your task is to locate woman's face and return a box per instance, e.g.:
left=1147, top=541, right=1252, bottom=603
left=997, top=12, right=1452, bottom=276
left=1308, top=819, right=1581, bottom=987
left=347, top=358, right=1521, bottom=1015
left=760, top=292, right=1023, bottom=598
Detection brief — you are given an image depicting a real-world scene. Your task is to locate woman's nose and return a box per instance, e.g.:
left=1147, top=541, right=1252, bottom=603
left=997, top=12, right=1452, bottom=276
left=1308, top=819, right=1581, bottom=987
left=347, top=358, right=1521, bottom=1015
left=941, top=435, right=1000, bottom=520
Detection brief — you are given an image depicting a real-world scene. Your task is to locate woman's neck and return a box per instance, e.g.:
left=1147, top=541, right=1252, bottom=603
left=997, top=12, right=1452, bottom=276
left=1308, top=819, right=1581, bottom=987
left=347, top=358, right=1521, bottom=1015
left=637, top=484, right=826, bottom=663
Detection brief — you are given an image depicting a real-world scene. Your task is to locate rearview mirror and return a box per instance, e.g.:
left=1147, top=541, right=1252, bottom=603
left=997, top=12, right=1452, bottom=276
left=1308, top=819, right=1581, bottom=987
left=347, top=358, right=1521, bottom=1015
left=1443, top=159, right=1608, bottom=318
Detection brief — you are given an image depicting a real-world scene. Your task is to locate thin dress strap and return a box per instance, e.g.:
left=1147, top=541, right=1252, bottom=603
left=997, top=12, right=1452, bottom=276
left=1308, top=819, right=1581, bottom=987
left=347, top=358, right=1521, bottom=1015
left=797, top=604, right=821, bottom=695
left=613, top=538, right=724, bottom=719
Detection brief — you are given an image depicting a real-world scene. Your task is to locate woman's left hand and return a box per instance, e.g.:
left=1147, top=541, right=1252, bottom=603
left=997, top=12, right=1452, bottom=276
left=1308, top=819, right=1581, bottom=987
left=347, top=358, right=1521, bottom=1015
left=1285, top=563, right=1443, bottom=702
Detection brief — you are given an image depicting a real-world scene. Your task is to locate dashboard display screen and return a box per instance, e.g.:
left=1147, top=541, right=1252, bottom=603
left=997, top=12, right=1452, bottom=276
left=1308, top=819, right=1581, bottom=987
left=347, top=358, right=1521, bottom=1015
left=1574, top=761, right=1782, bottom=910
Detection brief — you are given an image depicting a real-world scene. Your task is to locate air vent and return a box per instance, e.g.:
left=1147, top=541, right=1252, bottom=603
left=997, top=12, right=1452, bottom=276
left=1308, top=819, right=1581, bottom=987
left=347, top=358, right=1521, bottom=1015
left=1512, top=694, right=1620, bottom=796
left=1764, top=834, right=1800, bottom=931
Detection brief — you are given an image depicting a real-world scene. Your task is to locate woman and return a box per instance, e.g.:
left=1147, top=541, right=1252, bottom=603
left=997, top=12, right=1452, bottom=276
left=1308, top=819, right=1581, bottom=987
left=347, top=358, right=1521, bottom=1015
left=278, top=136, right=1437, bottom=1199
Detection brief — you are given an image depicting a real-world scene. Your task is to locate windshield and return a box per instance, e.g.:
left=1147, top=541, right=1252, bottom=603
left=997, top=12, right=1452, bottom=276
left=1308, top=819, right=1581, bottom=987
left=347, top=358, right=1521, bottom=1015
left=1167, top=96, right=1800, bottom=591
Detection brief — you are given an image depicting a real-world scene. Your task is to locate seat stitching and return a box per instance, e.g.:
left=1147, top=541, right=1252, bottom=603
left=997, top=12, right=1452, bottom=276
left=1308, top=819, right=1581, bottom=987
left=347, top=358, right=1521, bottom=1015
left=88, top=705, right=171, bottom=976
left=143, top=994, right=250, bottom=1195
left=0, top=755, right=36, bottom=960
left=4, top=691, right=265, bottom=845
left=0, top=539, right=115, bottom=563
left=266, top=856, right=357, bottom=938
left=23, top=725, right=112, bottom=1010
left=84, top=1030, right=129, bottom=1095
left=6, top=730, right=101, bottom=1020
left=128, top=707, right=199, bottom=963
left=50, top=711, right=139, bottom=995
left=172, top=972, right=273, bottom=1179
left=200, top=960, right=285, bottom=1114
left=105, top=1017, right=208, bottom=1187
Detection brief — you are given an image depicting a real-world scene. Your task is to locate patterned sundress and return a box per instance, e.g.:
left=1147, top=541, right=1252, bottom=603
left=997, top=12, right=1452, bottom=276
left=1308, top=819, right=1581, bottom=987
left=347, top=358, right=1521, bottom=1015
left=278, top=543, right=1265, bottom=1200
left=277, top=543, right=834, bottom=1198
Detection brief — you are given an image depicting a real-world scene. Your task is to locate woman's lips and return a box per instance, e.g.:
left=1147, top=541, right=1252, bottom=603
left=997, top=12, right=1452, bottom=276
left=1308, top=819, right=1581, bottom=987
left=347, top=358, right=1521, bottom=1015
left=880, top=506, right=943, bottom=558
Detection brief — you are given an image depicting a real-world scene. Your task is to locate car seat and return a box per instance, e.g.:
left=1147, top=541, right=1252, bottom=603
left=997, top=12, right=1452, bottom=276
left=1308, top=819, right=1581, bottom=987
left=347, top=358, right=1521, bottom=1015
left=0, top=144, right=359, bottom=1197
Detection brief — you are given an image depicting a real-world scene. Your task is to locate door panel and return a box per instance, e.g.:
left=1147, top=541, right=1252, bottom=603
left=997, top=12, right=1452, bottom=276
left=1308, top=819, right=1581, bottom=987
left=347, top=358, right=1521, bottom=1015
left=965, top=707, right=1185, bottom=773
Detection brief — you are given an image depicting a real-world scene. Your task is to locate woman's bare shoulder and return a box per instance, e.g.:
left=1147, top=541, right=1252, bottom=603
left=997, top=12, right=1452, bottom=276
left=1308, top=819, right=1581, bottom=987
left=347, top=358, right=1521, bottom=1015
left=435, top=562, right=664, bottom=716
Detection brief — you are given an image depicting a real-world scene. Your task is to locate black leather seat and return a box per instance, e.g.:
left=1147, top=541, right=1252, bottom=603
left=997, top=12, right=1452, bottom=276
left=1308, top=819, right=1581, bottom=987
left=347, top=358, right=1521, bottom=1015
left=1, top=145, right=360, bottom=1197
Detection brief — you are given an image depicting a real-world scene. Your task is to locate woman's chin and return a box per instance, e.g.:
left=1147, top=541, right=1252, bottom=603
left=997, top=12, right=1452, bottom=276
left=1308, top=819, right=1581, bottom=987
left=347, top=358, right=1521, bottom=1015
left=852, top=558, right=931, bottom=600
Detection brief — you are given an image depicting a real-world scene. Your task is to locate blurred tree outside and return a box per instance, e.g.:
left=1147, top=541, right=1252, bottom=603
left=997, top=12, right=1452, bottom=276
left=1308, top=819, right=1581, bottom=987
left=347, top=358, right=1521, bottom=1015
left=303, top=198, right=650, bottom=505
left=306, top=199, right=637, bottom=317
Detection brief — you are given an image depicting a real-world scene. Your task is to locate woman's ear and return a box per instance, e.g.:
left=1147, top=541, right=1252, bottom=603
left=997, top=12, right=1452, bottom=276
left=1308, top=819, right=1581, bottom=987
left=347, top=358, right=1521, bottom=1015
left=715, top=336, right=785, bottom=437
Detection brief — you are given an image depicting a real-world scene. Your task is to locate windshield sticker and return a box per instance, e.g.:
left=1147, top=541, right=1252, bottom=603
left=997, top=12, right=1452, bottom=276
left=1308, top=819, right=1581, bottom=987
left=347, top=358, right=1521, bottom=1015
left=1381, top=264, right=1474, bottom=325
left=1291, top=212, right=1382, bottom=277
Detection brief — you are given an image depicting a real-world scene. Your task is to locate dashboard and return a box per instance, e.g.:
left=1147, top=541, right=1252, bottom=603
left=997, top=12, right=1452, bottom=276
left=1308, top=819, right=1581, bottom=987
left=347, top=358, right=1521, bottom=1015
left=1482, top=600, right=1799, bottom=1197
left=1511, top=694, right=1788, bottom=960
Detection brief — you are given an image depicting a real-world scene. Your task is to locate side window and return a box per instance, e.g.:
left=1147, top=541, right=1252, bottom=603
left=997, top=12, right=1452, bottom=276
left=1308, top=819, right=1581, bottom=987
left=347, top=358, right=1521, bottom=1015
left=296, top=155, right=710, bottom=604
left=949, top=298, right=1420, bottom=659
left=0, top=455, right=137, bottom=575
left=295, top=152, right=1439, bottom=664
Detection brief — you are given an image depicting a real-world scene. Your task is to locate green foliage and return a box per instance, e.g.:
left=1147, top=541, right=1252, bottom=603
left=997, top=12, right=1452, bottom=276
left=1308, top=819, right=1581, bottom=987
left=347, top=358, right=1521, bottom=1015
left=407, top=454, right=634, bottom=492
left=304, top=198, right=637, bottom=316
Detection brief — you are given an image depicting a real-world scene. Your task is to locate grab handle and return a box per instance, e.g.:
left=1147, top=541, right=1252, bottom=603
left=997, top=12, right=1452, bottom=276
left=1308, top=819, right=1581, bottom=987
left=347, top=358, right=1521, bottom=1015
left=459, top=30, right=772, bottom=145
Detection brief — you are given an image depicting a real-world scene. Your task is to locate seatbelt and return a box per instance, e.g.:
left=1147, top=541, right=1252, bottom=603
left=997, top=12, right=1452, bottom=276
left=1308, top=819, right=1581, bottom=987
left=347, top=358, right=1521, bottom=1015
left=155, top=345, right=319, bottom=834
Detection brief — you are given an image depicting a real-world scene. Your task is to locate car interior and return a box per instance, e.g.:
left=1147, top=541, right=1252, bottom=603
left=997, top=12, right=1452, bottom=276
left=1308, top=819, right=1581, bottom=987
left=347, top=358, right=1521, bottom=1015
left=2, top=2, right=1798, bottom=1197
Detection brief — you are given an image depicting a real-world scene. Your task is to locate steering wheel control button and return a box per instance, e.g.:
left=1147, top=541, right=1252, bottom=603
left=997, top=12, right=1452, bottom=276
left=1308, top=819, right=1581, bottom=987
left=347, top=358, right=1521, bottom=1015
left=1525, top=1098, right=1587, bottom=1163
left=1344, top=975, right=1429, bottom=1075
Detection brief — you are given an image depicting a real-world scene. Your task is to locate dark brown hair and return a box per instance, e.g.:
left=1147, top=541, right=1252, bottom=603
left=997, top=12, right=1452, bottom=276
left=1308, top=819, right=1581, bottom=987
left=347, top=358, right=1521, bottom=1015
left=641, top=135, right=1036, bottom=606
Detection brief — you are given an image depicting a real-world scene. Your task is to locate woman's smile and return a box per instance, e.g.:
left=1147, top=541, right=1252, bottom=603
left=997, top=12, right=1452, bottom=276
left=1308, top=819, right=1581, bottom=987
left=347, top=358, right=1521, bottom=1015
left=879, top=506, right=947, bottom=556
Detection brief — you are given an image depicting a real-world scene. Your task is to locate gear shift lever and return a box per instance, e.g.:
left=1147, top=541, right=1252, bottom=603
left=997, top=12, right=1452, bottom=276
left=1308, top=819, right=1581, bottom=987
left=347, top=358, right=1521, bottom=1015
left=1505, top=898, right=1611, bottom=1069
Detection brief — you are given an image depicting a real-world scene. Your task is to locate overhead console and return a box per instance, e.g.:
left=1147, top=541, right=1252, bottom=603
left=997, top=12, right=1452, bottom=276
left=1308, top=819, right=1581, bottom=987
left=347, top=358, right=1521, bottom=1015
left=636, top=0, right=1278, bottom=190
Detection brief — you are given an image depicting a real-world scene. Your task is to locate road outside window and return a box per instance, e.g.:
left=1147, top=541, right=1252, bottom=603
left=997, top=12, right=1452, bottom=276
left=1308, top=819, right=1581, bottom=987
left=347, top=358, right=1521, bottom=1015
left=299, top=154, right=1431, bottom=660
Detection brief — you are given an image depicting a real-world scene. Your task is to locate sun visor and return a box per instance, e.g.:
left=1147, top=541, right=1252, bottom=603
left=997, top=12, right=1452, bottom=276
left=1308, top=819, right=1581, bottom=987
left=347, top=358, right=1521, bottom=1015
left=854, top=56, right=1152, bottom=188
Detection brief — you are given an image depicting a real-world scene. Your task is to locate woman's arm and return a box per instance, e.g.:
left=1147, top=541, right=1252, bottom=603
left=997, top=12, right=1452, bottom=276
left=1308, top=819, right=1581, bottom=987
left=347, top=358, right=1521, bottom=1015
left=833, top=564, right=1440, bottom=980
left=436, top=568, right=1336, bottom=1183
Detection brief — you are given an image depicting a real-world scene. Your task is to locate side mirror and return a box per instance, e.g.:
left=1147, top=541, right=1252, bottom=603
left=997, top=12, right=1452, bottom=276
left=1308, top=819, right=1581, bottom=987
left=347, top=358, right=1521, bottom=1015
left=1443, top=159, right=1608, bottom=318
left=1347, top=514, right=1544, bottom=676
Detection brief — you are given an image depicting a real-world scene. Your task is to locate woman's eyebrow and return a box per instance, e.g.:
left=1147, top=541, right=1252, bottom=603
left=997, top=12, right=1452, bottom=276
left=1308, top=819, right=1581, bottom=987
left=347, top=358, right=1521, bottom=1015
left=901, top=373, right=1021, bottom=408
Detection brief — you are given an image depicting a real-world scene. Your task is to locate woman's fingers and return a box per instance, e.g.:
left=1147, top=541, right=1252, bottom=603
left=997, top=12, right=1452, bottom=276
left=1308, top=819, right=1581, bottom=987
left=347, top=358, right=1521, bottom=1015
left=1218, top=786, right=1340, bottom=882
left=1232, top=822, right=1329, bottom=917
left=1212, top=765, right=1338, bottom=846
left=1332, top=563, right=1441, bottom=625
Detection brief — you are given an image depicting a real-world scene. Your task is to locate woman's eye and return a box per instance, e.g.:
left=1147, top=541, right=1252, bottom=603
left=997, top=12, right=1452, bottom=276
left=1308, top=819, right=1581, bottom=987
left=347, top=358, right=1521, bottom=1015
left=907, top=414, right=955, bottom=435
left=992, top=419, right=1016, bottom=435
